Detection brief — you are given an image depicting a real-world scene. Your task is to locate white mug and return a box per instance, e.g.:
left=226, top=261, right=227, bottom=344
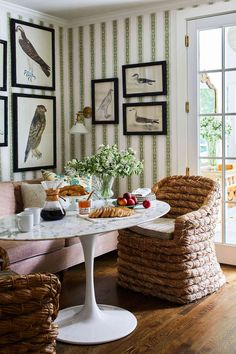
left=24, top=207, right=41, bottom=225
left=17, top=212, right=34, bottom=232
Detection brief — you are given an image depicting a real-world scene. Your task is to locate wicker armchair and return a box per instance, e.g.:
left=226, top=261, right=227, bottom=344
left=117, top=175, right=226, bottom=304
left=0, top=246, right=61, bottom=354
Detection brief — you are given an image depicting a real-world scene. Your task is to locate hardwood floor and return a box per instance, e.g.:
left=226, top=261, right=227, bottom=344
left=56, top=251, right=236, bottom=354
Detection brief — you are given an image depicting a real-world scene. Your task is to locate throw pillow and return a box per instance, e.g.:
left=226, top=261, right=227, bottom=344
left=21, top=183, right=46, bottom=208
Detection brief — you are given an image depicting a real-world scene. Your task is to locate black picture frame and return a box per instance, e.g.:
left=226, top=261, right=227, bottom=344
left=0, top=40, right=7, bottom=91
left=10, top=19, right=55, bottom=90
left=91, top=78, right=119, bottom=124
left=12, top=93, right=56, bottom=172
left=0, top=96, right=8, bottom=146
left=122, top=61, right=167, bottom=97
left=123, top=101, right=167, bottom=135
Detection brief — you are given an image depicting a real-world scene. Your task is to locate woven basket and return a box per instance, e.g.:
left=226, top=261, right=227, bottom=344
left=117, top=175, right=226, bottom=304
left=0, top=246, right=61, bottom=353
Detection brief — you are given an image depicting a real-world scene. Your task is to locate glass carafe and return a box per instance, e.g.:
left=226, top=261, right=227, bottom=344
left=41, top=181, right=66, bottom=221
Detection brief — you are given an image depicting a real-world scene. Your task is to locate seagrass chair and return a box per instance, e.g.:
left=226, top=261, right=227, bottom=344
left=0, top=246, right=61, bottom=354
left=117, top=175, right=226, bottom=304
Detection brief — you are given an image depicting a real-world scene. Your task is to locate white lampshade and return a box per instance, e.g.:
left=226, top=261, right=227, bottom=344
left=70, top=122, right=88, bottom=134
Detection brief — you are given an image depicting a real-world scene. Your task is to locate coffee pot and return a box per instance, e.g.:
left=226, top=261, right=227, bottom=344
left=41, top=181, right=66, bottom=221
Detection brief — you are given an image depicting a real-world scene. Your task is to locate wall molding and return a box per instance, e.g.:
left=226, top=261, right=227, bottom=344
left=69, top=0, right=224, bottom=26
left=0, top=0, right=67, bottom=25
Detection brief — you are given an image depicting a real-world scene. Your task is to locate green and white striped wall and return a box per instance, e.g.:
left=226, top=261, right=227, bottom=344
left=67, top=10, right=171, bottom=196
left=0, top=4, right=67, bottom=182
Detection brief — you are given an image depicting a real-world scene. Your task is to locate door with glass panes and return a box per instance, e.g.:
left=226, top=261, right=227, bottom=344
left=187, top=13, right=236, bottom=264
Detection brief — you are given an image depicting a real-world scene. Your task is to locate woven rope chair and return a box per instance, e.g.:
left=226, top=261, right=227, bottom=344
left=117, top=175, right=226, bottom=304
left=0, top=246, right=61, bottom=354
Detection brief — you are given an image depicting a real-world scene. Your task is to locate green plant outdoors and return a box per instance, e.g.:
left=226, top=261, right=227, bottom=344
left=200, top=88, right=232, bottom=168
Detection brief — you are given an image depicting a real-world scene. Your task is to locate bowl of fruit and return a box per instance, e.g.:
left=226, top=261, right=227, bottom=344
left=114, top=192, right=151, bottom=209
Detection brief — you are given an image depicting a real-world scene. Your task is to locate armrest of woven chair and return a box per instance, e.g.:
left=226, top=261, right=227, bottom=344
left=0, top=246, right=10, bottom=271
left=174, top=202, right=219, bottom=245
left=0, top=272, right=61, bottom=351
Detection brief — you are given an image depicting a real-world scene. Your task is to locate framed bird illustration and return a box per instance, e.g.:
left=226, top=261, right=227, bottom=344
left=122, top=61, right=167, bottom=98
left=10, top=19, right=55, bottom=90
left=91, top=78, right=119, bottom=124
left=123, top=101, right=167, bottom=135
left=0, top=96, right=7, bottom=146
left=12, top=93, right=56, bottom=172
left=0, top=40, right=7, bottom=91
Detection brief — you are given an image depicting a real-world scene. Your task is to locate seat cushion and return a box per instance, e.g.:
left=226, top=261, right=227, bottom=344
left=0, top=239, right=65, bottom=264
left=0, top=182, right=16, bottom=216
left=129, top=217, right=175, bottom=240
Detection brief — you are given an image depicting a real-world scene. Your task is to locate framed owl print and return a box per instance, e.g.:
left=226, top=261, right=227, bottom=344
left=12, top=93, right=56, bottom=172
left=10, top=19, right=55, bottom=90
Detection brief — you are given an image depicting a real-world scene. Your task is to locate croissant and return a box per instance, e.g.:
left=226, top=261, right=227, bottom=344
left=59, top=185, right=88, bottom=196
left=89, top=206, right=134, bottom=218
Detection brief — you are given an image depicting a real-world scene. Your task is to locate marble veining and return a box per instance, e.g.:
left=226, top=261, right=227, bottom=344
left=0, top=201, right=170, bottom=241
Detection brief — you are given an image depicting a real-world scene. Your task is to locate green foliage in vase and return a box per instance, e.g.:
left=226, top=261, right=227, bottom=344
left=65, top=144, right=144, bottom=178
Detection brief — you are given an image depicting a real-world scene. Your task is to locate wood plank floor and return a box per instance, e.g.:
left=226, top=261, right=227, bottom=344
left=56, top=251, right=236, bottom=354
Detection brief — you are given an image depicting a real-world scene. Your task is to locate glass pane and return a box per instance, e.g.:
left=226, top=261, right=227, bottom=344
left=225, top=159, right=236, bottom=201
left=199, top=116, right=222, bottom=163
left=200, top=159, right=222, bottom=243
left=225, top=204, right=236, bottom=245
left=225, top=71, right=236, bottom=113
left=199, top=72, right=222, bottom=114
left=225, top=26, right=236, bottom=69
left=199, top=29, right=222, bottom=71
left=225, top=117, right=236, bottom=158
left=200, top=158, right=223, bottom=179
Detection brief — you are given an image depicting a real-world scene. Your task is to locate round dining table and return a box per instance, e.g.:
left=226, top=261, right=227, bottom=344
left=0, top=200, right=170, bottom=345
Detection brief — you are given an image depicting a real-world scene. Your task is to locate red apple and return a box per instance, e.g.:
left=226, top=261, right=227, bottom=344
left=123, top=192, right=132, bottom=201
left=117, top=197, right=127, bottom=206
left=131, top=196, right=138, bottom=205
left=143, top=199, right=151, bottom=208
left=127, top=198, right=135, bottom=206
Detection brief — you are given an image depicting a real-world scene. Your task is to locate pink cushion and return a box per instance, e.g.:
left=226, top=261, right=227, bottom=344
left=0, top=239, right=65, bottom=264
left=0, top=182, right=15, bottom=216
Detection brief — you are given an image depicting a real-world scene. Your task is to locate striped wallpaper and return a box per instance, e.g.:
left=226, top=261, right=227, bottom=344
left=0, top=4, right=171, bottom=196
left=68, top=10, right=170, bottom=196
left=0, top=5, right=66, bottom=182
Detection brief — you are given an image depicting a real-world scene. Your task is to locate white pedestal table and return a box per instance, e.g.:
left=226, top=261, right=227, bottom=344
left=0, top=200, right=170, bottom=345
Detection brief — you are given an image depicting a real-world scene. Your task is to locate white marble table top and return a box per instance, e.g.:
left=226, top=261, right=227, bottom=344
left=0, top=201, right=170, bottom=241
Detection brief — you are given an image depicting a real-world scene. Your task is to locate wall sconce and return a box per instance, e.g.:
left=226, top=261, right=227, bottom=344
left=70, top=106, right=92, bottom=134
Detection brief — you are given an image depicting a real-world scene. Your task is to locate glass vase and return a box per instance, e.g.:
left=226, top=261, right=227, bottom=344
left=94, top=175, right=114, bottom=200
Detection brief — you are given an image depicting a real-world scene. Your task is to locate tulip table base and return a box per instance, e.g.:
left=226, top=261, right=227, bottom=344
left=56, top=233, right=137, bottom=345
left=56, top=304, right=137, bottom=344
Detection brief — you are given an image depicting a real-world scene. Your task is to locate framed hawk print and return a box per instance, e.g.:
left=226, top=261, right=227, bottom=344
left=0, top=96, right=8, bottom=146
left=12, top=93, right=56, bottom=172
left=91, top=78, right=119, bottom=124
left=0, top=40, right=7, bottom=91
left=10, top=19, right=55, bottom=90
left=122, top=61, right=167, bottom=98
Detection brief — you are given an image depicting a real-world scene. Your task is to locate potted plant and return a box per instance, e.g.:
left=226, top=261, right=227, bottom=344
left=65, top=144, right=143, bottom=199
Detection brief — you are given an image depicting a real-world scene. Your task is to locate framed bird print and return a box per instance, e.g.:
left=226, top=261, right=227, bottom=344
left=122, top=61, right=167, bottom=98
left=91, top=78, right=119, bottom=124
left=0, top=96, right=8, bottom=146
left=10, top=19, right=55, bottom=90
left=123, top=101, right=167, bottom=135
left=12, top=93, right=56, bottom=172
left=0, top=40, right=7, bottom=91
